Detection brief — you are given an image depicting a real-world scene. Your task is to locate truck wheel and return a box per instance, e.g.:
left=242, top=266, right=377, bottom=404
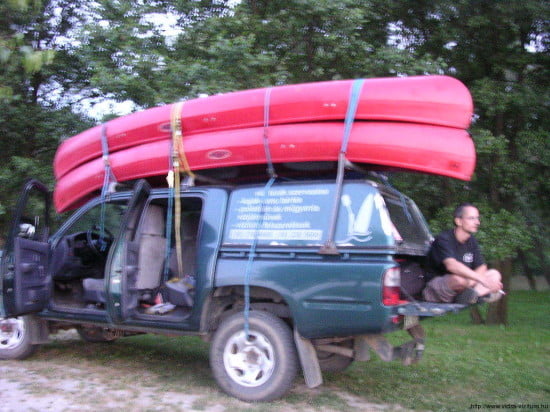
left=210, top=310, right=298, bottom=402
left=0, top=316, right=37, bottom=360
left=316, top=340, right=354, bottom=372
left=76, top=326, right=119, bottom=343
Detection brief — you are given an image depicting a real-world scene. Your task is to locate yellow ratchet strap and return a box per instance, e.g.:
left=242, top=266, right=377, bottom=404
left=170, top=102, right=187, bottom=278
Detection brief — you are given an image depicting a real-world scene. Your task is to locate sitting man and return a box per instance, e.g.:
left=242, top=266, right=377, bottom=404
left=423, top=203, right=504, bottom=304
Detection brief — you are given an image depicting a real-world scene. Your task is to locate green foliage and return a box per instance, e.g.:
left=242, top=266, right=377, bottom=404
left=475, top=208, right=532, bottom=263
left=0, top=0, right=547, bottom=285
left=77, top=0, right=449, bottom=105
left=0, top=0, right=97, bottom=240
left=384, top=0, right=549, bottom=286
left=0, top=0, right=63, bottom=102
left=426, top=203, right=532, bottom=263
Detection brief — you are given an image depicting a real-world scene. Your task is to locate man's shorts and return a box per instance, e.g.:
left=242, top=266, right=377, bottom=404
left=422, top=275, right=456, bottom=303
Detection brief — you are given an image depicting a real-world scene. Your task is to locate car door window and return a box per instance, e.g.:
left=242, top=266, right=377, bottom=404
left=64, top=202, right=127, bottom=236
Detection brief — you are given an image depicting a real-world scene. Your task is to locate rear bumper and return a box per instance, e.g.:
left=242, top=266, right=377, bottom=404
left=397, top=301, right=467, bottom=317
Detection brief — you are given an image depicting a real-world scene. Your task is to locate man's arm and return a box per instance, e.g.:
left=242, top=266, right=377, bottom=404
left=443, top=258, right=492, bottom=287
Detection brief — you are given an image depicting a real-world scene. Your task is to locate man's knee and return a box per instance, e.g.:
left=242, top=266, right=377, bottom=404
left=423, top=276, right=456, bottom=303
left=486, top=268, right=502, bottom=282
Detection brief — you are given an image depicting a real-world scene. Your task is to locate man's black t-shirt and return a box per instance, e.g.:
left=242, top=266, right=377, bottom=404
left=426, top=229, right=485, bottom=280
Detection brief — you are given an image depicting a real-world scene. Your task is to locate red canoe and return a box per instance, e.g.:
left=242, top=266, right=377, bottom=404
left=54, top=76, right=473, bottom=179
left=53, top=121, right=476, bottom=212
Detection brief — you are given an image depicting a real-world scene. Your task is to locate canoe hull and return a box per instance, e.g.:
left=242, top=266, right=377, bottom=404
left=54, top=122, right=475, bottom=212
left=54, top=76, right=473, bottom=179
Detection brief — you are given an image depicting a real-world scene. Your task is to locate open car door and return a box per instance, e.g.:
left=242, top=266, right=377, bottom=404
left=104, top=179, right=150, bottom=323
left=1, top=180, right=51, bottom=318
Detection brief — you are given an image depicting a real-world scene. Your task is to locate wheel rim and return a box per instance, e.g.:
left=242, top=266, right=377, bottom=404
left=223, top=329, right=275, bottom=388
left=0, top=317, right=25, bottom=350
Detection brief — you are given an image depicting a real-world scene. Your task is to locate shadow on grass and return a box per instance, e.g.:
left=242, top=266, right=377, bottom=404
left=34, top=333, right=358, bottom=410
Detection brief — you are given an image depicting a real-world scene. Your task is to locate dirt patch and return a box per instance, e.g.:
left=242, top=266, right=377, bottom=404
left=0, top=331, right=409, bottom=412
left=0, top=363, right=221, bottom=412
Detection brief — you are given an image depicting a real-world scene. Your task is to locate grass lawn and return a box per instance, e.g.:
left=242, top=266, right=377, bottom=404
left=326, top=290, right=550, bottom=411
left=32, top=290, right=550, bottom=411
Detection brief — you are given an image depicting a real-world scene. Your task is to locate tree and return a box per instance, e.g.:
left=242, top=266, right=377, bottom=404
left=79, top=0, right=447, bottom=104
left=0, top=0, right=94, bottom=238
left=1, top=1, right=546, bottom=326
left=386, top=0, right=549, bottom=323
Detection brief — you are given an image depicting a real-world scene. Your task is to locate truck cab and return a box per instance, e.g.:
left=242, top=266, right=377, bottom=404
left=0, top=177, right=465, bottom=402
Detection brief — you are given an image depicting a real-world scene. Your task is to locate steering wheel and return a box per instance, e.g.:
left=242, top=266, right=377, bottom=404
left=86, top=225, right=114, bottom=257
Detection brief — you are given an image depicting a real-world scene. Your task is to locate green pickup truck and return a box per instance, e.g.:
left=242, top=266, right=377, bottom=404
left=0, top=177, right=464, bottom=401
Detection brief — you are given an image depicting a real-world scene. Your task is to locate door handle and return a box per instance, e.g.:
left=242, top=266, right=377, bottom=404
left=20, top=262, right=38, bottom=273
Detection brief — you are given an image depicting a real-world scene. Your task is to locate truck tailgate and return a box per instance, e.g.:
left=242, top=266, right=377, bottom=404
left=397, top=302, right=467, bottom=317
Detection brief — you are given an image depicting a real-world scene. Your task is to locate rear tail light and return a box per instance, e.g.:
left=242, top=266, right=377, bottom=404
left=382, top=266, right=401, bottom=306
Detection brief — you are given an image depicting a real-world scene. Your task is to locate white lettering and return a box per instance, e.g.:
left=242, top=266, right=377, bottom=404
left=229, top=229, right=323, bottom=241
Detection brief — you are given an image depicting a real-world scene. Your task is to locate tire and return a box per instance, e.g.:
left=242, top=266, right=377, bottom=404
left=76, top=326, right=119, bottom=343
left=316, top=340, right=354, bottom=373
left=0, top=316, right=38, bottom=360
left=209, top=310, right=298, bottom=402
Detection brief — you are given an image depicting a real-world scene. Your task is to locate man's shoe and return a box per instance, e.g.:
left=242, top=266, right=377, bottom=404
left=453, top=288, right=479, bottom=304
left=478, top=292, right=502, bottom=303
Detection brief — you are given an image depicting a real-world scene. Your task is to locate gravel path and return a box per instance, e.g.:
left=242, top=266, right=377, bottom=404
left=0, top=331, right=408, bottom=412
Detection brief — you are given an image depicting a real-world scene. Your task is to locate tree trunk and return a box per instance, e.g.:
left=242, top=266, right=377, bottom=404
left=470, top=306, right=485, bottom=324
left=486, top=258, right=512, bottom=325
left=517, top=248, right=537, bottom=291
left=534, top=242, right=550, bottom=287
